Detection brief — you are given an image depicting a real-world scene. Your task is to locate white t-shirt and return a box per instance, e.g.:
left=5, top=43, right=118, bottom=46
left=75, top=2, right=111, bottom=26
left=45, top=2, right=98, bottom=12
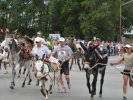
left=31, top=45, right=51, bottom=59
left=123, top=53, right=133, bottom=71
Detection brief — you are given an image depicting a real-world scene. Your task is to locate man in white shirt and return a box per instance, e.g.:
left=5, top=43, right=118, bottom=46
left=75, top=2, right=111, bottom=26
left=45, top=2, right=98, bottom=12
left=31, top=37, right=51, bottom=59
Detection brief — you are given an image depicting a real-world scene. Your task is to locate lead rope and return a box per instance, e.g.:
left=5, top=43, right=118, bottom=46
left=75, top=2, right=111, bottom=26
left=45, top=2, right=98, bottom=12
left=111, top=65, right=133, bottom=81
left=89, top=63, right=107, bottom=70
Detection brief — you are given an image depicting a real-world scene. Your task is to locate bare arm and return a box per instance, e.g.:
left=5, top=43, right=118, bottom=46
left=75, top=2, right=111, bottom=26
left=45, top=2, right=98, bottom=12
left=111, top=57, right=124, bottom=65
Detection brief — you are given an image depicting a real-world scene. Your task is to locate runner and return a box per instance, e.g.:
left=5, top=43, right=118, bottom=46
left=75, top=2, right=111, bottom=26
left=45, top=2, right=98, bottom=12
left=52, top=37, right=73, bottom=90
left=31, top=37, right=51, bottom=59
left=34, top=32, right=46, bottom=45
left=110, top=44, right=133, bottom=100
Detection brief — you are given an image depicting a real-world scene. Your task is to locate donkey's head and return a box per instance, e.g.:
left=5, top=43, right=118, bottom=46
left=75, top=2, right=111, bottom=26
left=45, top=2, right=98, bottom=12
left=34, top=59, right=49, bottom=80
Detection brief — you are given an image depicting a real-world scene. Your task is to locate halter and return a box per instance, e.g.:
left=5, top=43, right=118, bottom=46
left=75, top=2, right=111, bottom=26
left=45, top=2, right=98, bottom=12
left=84, top=46, right=106, bottom=71
left=35, top=59, right=54, bottom=81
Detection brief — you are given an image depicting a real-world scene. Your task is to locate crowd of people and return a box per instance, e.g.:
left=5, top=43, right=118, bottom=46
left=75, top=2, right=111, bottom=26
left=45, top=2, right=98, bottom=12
left=0, top=31, right=133, bottom=100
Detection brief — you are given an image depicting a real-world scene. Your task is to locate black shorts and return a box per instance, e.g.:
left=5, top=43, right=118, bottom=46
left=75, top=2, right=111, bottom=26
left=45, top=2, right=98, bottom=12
left=60, top=61, right=69, bottom=75
left=123, top=70, right=130, bottom=77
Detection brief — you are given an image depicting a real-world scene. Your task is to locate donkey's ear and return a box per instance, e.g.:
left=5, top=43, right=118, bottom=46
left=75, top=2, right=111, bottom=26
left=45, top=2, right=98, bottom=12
left=5, top=28, right=10, bottom=33
left=13, top=29, right=18, bottom=34
left=11, top=29, right=18, bottom=38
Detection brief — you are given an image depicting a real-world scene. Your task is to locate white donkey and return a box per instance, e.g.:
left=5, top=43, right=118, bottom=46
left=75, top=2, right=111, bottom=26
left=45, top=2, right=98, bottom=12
left=33, top=55, right=65, bottom=100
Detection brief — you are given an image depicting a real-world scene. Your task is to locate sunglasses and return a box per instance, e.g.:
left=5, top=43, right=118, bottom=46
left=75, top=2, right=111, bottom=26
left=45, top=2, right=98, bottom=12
left=36, top=41, right=40, bottom=43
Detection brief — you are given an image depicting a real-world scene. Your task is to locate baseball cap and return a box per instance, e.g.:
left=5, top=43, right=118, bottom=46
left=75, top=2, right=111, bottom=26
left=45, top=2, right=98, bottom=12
left=35, top=37, right=41, bottom=42
left=37, top=32, right=42, bottom=35
left=124, top=44, right=132, bottom=48
left=59, top=37, right=65, bottom=42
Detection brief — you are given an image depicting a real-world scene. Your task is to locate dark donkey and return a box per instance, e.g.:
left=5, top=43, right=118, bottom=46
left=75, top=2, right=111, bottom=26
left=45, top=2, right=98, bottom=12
left=80, top=41, right=108, bottom=99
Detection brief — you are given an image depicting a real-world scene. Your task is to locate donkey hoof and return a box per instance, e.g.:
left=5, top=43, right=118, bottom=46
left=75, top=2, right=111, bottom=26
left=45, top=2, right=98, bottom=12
left=22, top=83, right=25, bottom=88
left=90, top=97, right=94, bottom=100
left=60, top=87, right=66, bottom=93
left=90, top=95, right=94, bottom=100
left=23, top=71, right=25, bottom=74
left=27, top=80, right=32, bottom=85
left=49, top=91, right=52, bottom=94
left=21, top=85, right=24, bottom=88
left=11, top=82, right=15, bottom=86
left=92, top=91, right=96, bottom=95
left=63, top=87, right=67, bottom=93
left=22, top=85, right=25, bottom=88
left=89, top=90, right=92, bottom=94
left=99, top=94, right=102, bottom=98
left=10, top=86, right=14, bottom=89
left=17, top=75, right=20, bottom=78
left=27, top=83, right=31, bottom=85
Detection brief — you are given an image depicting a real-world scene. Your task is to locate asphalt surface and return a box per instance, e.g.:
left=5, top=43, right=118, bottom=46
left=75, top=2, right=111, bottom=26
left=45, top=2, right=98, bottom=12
left=0, top=56, right=133, bottom=100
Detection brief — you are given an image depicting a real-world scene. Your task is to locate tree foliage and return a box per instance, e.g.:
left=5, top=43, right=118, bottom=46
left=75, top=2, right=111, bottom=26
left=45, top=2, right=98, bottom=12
left=0, top=0, right=133, bottom=41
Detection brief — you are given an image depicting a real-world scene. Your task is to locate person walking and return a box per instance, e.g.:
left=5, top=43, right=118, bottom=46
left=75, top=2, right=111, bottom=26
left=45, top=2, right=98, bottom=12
left=110, top=44, right=133, bottom=100
left=34, top=32, right=46, bottom=45
left=52, top=37, right=73, bottom=91
left=31, top=37, right=51, bottom=59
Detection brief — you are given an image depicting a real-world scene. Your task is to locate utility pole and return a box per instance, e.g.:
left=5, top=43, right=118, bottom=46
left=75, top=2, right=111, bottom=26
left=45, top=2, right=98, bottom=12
left=120, top=0, right=133, bottom=42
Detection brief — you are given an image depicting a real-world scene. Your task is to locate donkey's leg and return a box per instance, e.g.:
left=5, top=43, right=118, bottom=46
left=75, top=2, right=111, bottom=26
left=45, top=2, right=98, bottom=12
left=91, top=71, right=98, bottom=97
left=99, top=67, right=106, bottom=97
left=81, top=56, right=84, bottom=69
left=74, top=56, right=77, bottom=64
left=10, top=63, right=16, bottom=89
left=55, top=71, right=62, bottom=93
left=22, top=61, right=29, bottom=87
left=86, top=71, right=92, bottom=94
left=0, top=60, right=2, bottom=70
left=36, top=79, right=40, bottom=86
left=23, top=67, right=26, bottom=74
left=27, top=63, right=32, bottom=85
left=17, top=61, right=24, bottom=77
left=77, top=57, right=81, bottom=71
left=22, top=72, right=28, bottom=87
left=49, top=84, right=53, bottom=94
left=40, top=83, right=47, bottom=99
left=69, top=58, right=74, bottom=71
left=22, top=60, right=27, bottom=75
left=18, top=68, right=21, bottom=78
left=40, top=80, right=49, bottom=100
left=27, top=73, right=32, bottom=85
left=46, top=75, right=53, bottom=94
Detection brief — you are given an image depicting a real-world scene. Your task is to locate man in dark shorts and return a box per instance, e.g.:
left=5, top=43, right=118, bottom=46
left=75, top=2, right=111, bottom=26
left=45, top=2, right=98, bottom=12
left=52, top=37, right=73, bottom=90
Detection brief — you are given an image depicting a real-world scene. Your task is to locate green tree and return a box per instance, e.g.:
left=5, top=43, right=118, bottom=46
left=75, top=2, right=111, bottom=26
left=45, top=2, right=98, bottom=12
left=79, top=0, right=121, bottom=40
left=49, top=0, right=65, bottom=35
left=61, top=0, right=82, bottom=37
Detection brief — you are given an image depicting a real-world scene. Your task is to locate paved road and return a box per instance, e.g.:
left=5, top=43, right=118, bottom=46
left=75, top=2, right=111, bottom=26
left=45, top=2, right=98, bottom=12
left=0, top=56, right=133, bottom=100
